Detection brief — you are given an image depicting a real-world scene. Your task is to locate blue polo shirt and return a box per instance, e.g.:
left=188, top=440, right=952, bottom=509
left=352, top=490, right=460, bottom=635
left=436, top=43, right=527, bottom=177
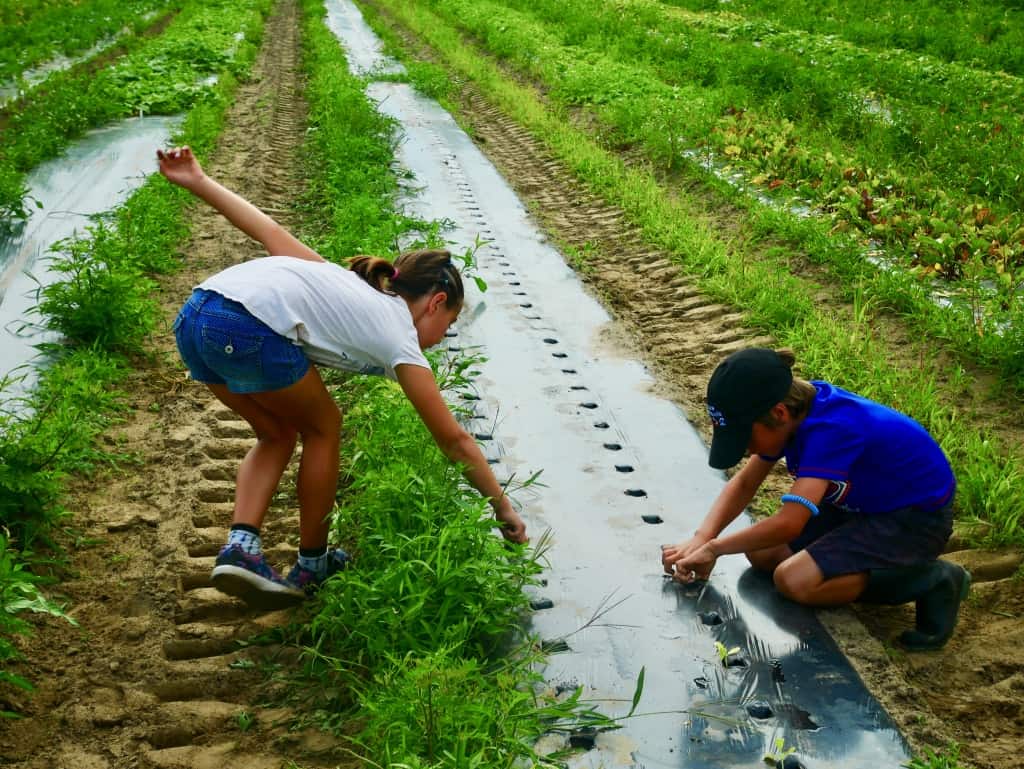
left=775, top=382, right=955, bottom=514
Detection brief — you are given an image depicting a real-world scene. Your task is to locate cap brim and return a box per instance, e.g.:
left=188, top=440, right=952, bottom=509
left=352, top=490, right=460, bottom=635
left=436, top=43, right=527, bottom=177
left=708, top=423, right=752, bottom=469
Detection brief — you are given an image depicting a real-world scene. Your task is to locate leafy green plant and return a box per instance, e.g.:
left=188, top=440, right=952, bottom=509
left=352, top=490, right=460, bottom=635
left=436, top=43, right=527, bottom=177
left=38, top=224, right=158, bottom=353
left=0, top=532, right=77, bottom=717
left=903, top=743, right=968, bottom=769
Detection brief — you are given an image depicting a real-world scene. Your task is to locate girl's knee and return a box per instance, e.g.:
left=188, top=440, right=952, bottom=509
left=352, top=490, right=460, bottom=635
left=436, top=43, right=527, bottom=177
left=302, top=401, right=342, bottom=438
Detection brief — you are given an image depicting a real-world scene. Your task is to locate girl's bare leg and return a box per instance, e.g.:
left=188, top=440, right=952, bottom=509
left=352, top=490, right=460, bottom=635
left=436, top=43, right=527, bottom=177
left=250, top=366, right=340, bottom=549
left=207, top=384, right=298, bottom=530
left=209, top=367, right=340, bottom=548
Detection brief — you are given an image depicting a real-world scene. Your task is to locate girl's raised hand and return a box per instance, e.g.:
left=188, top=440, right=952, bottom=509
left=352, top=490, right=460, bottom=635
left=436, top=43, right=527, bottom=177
left=157, top=146, right=205, bottom=190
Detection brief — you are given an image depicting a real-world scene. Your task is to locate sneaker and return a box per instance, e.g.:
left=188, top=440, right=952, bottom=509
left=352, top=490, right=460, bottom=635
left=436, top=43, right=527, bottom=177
left=211, top=544, right=304, bottom=610
left=285, top=548, right=351, bottom=596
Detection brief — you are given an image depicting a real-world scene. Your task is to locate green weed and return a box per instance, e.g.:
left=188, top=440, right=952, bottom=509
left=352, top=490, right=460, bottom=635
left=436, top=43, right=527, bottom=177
left=903, top=743, right=969, bottom=769
left=235, top=709, right=255, bottom=732
left=0, top=532, right=77, bottom=717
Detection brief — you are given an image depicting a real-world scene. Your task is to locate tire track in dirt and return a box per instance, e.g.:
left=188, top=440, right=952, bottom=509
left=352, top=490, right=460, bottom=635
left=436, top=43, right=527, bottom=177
left=1, top=2, right=354, bottom=767
left=357, top=5, right=1024, bottom=767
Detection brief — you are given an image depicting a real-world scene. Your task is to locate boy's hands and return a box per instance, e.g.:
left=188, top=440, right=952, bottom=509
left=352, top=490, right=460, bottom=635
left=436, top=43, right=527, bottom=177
left=668, top=542, right=718, bottom=583
left=494, top=496, right=528, bottom=544
left=157, top=146, right=205, bottom=191
left=662, top=534, right=715, bottom=582
left=661, top=533, right=708, bottom=573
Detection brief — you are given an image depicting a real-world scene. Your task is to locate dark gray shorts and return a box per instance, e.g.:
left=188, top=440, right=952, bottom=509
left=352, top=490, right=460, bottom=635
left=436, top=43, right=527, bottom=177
left=789, top=500, right=955, bottom=579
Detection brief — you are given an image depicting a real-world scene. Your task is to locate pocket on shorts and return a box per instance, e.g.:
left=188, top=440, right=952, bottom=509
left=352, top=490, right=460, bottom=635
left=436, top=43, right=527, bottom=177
left=201, top=326, right=263, bottom=380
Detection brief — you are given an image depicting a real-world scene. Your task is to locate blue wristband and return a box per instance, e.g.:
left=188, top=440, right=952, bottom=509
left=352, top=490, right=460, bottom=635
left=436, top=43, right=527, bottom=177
left=781, top=493, right=820, bottom=517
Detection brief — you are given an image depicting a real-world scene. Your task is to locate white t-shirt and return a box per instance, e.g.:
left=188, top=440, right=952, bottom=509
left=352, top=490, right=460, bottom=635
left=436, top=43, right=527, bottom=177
left=198, top=256, right=429, bottom=380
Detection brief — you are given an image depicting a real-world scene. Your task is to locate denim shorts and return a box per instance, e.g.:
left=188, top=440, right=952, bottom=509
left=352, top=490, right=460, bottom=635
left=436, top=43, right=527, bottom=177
left=173, top=288, right=309, bottom=394
left=789, top=499, right=955, bottom=579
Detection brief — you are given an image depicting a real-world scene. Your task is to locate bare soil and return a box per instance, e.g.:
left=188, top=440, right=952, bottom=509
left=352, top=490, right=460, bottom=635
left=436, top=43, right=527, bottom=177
left=2, top=1, right=1023, bottom=768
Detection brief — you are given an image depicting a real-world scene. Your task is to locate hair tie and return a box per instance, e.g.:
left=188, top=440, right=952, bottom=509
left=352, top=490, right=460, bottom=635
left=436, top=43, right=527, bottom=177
left=391, top=267, right=400, bottom=280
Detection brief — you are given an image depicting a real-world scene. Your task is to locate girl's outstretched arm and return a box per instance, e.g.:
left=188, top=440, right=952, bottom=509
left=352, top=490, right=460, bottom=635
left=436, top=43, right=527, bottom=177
left=157, top=146, right=323, bottom=262
left=396, top=364, right=528, bottom=543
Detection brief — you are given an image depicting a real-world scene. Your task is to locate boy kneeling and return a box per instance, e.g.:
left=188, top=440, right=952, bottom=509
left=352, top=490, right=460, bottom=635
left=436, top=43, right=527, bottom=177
left=662, top=348, right=969, bottom=650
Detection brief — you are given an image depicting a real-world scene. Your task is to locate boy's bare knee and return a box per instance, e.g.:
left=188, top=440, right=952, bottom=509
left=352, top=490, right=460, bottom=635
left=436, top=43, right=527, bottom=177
left=773, top=563, right=810, bottom=603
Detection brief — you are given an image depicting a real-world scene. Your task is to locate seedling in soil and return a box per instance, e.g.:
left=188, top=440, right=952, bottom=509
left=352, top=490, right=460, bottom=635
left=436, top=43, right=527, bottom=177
left=763, top=737, right=798, bottom=767
left=236, top=710, right=255, bottom=732
left=714, top=641, right=744, bottom=667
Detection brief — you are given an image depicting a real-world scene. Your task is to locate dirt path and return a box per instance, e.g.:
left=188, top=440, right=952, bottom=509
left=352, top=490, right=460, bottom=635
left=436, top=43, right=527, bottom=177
left=2, top=1, right=1023, bottom=767
left=2, top=2, right=354, bottom=767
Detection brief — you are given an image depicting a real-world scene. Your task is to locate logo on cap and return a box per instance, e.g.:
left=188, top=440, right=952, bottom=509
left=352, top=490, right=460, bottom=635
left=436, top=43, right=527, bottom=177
left=707, top=404, right=727, bottom=428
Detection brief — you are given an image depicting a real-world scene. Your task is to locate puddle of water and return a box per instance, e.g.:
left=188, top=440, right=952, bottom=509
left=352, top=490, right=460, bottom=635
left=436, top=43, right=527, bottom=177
left=324, top=0, right=404, bottom=77
left=327, top=3, right=910, bottom=768
left=0, top=115, right=181, bottom=394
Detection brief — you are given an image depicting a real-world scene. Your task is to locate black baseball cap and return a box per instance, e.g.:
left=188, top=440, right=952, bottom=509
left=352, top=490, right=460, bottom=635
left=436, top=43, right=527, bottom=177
left=706, top=348, right=793, bottom=469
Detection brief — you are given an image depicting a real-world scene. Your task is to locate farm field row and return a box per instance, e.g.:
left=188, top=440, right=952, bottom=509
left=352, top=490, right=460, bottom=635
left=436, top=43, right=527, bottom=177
left=0, top=0, right=1021, bottom=767
left=0, top=0, right=269, bottom=228
left=0, top=0, right=601, bottom=766
left=360, top=0, right=1024, bottom=548
left=661, top=0, right=1024, bottom=77
left=0, top=0, right=174, bottom=86
left=385, top=0, right=1024, bottom=385
left=349, top=1, right=1024, bottom=766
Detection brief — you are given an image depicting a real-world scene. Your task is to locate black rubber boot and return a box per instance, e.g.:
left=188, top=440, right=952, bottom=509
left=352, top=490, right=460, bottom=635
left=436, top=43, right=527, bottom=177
left=858, top=560, right=971, bottom=651
left=900, top=560, right=971, bottom=651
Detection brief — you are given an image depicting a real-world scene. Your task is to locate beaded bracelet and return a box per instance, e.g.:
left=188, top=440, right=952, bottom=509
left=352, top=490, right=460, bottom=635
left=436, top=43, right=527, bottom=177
left=780, top=493, right=820, bottom=517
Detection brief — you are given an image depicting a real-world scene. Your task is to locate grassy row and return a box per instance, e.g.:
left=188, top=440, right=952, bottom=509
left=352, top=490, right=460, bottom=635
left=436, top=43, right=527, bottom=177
left=0, top=0, right=174, bottom=83
left=498, top=0, right=1024, bottom=216
left=0, top=4, right=264, bottom=716
left=660, top=0, right=1024, bottom=77
left=397, top=0, right=1024, bottom=383
left=353, top=0, right=1024, bottom=552
left=283, top=1, right=620, bottom=765
left=0, top=0, right=270, bottom=229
